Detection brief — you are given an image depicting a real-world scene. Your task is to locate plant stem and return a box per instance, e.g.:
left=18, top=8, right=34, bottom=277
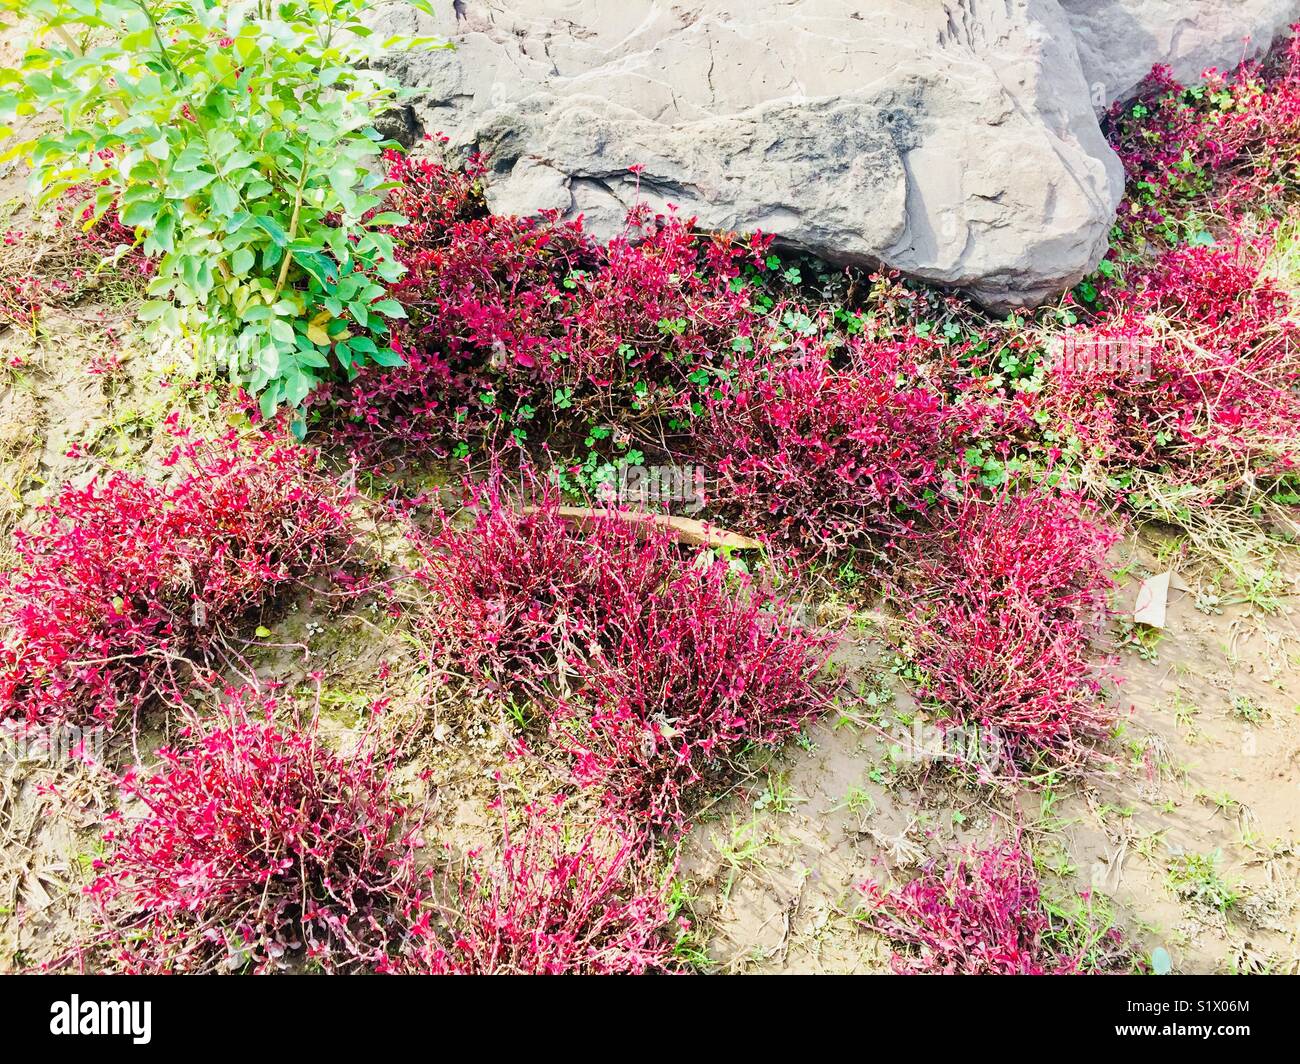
left=49, top=25, right=81, bottom=56
left=274, top=154, right=311, bottom=299
left=134, top=0, right=184, bottom=89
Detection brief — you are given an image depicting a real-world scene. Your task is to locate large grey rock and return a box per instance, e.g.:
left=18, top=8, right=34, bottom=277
left=1061, top=0, right=1300, bottom=107
left=376, top=0, right=1124, bottom=310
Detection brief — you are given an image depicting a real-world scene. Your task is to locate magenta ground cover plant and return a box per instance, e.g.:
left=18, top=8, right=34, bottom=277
left=396, top=803, right=679, bottom=975
left=0, top=423, right=359, bottom=725
left=1045, top=28, right=1300, bottom=502
left=860, top=842, right=1130, bottom=975
left=558, top=557, right=836, bottom=829
left=410, top=478, right=675, bottom=699
left=890, top=482, right=1118, bottom=772
left=861, top=843, right=1057, bottom=975
left=1106, top=30, right=1300, bottom=241
left=87, top=687, right=424, bottom=974
left=704, top=337, right=959, bottom=552
left=1042, top=238, right=1300, bottom=492
left=0, top=178, right=154, bottom=329
left=330, top=148, right=772, bottom=452
left=413, top=481, right=836, bottom=829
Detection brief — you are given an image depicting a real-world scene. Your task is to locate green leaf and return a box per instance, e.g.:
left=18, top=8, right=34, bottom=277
left=172, top=144, right=206, bottom=173
left=210, top=181, right=239, bottom=217
left=257, top=385, right=281, bottom=421
left=174, top=167, right=216, bottom=195
left=252, top=214, right=289, bottom=246
left=295, top=346, right=330, bottom=369
left=371, top=345, right=405, bottom=367
left=283, top=366, right=312, bottom=407
left=230, top=247, right=255, bottom=275
left=220, top=151, right=255, bottom=176
left=296, top=251, right=335, bottom=286
left=148, top=209, right=176, bottom=254
left=120, top=198, right=159, bottom=227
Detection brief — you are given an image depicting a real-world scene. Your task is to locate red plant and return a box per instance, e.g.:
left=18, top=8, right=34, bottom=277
left=560, top=560, right=835, bottom=828
left=410, top=479, right=674, bottom=698
left=332, top=150, right=770, bottom=450
left=0, top=178, right=154, bottom=328
left=1106, top=29, right=1300, bottom=238
left=87, top=688, right=424, bottom=974
left=1043, top=239, right=1300, bottom=491
left=0, top=423, right=360, bottom=726
left=1065, top=30, right=1300, bottom=498
left=860, top=842, right=1127, bottom=975
left=413, top=483, right=836, bottom=828
left=396, top=804, right=679, bottom=975
left=330, top=150, right=589, bottom=444
left=704, top=339, right=958, bottom=550
left=891, top=483, right=1117, bottom=771
left=551, top=211, right=762, bottom=396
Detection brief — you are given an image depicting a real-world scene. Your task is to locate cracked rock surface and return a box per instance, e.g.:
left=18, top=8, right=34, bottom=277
left=373, top=0, right=1295, bottom=308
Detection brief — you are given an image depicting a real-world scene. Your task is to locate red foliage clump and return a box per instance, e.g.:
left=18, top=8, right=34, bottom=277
left=1047, top=32, right=1300, bottom=499
left=1043, top=240, right=1300, bottom=488
left=413, top=485, right=835, bottom=828
left=410, top=480, right=674, bottom=698
left=333, top=150, right=768, bottom=447
left=704, top=339, right=958, bottom=550
left=561, top=559, right=835, bottom=828
left=88, top=688, right=424, bottom=974
left=0, top=181, right=154, bottom=329
left=551, top=213, right=761, bottom=394
left=396, top=805, right=679, bottom=975
left=0, top=424, right=359, bottom=726
left=1106, top=29, right=1300, bottom=234
left=892, top=483, right=1117, bottom=771
left=860, top=843, right=1126, bottom=975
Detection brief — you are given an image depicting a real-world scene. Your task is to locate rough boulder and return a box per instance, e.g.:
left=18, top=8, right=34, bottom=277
left=374, top=0, right=1298, bottom=309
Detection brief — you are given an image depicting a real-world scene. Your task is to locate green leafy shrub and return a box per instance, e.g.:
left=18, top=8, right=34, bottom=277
left=0, top=0, right=443, bottom=425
